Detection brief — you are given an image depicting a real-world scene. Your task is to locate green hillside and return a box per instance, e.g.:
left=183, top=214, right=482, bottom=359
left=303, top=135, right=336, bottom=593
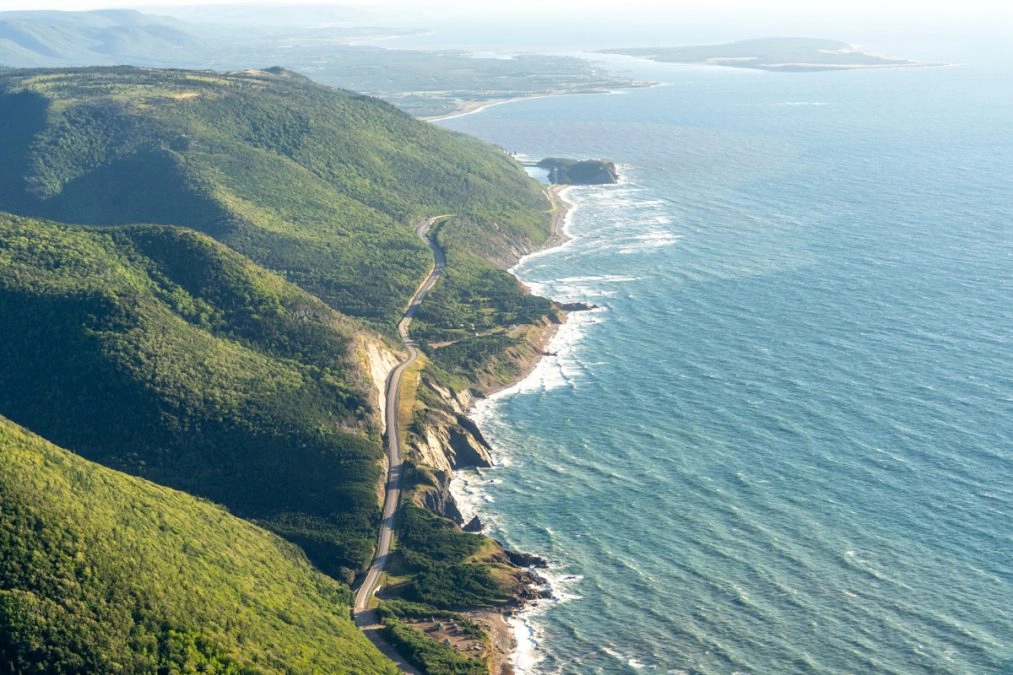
left=0, top=65, right=559, bottom=667
left=0, top=65, right=551, bottom=325
left=0, top=414, right=397, bottom=674
left=0, top=10, right=197, bottom=68
left=0, top=65, right=558, bottom=578
left=0, top=213, right=383, bottom=581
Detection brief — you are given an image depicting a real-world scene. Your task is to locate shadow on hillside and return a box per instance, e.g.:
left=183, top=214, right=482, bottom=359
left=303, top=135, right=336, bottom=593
left=0, top=91, right=228, bottom=233
left=0, top=91, right=48, bottom=214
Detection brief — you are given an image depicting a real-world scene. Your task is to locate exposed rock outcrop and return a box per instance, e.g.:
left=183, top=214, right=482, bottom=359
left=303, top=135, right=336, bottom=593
left=504, top=549, right=549, bottom=569
left=414, top=468, right=465, bottom=523
left=411, top=408, right=493, bottom=471
left=555, top=301, right=600, bottom=312
left=362, top=338, right=400, bottom=433
left=409, top=373, right=494, bottom=471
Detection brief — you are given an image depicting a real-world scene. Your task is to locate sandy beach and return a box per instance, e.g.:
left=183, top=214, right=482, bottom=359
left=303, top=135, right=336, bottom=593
left=422, top=95, right=553, bottom=123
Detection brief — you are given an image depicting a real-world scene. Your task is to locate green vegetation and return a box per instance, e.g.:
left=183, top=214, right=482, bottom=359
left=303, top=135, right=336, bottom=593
left=377, top=601, right=487, bottom=674
left=380, top=618, right=486, bottom=675
left=380, top=600, right=486, bottom=639
left=0, top=66, right=550, bottom=326
left=412, top=218, right=556, bottom=384
left=0, top=415, right=397, bottom=673
left=537, top=157, right=619, bottom=185
left=0, top=65, right=559, bottom=669
left=0, top=65, right=557, bottom=581
left=392, top=505, right=509, bottom=609
left=418, top=222, right=553, bottom=337
left=0, top=214, right=382, bottom=581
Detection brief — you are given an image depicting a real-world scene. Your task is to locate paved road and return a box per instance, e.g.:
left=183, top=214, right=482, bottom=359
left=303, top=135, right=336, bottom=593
left=353, top=216, right=449, bottom=670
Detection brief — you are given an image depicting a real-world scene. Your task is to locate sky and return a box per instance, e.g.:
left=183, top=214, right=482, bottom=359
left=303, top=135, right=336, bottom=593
left=2, top=0, right=1011, bottom=58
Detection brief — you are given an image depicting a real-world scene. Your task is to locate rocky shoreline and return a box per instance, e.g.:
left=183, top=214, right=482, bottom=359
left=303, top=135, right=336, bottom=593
left=394, top=186, right=577, bottom=672
left=372, top=177, right=589, bottom=672
left=447, top=188, right=581, bottom=672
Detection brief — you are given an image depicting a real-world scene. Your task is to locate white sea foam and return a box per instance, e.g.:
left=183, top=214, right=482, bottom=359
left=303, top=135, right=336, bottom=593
left=449, top=469, right=502, bottom=527
left=508, top=567, right=585, bottom=674
left=617, top=230, right=683, bottom=254
left=508, top=188, right=582, bottom=272
left=508, top=611, right=543, bottom=674
left=492, top=308, right=603, bottom=401
left=449, top=180, right=608, bottom=674
left=434, top=65, right=1013, bottom=675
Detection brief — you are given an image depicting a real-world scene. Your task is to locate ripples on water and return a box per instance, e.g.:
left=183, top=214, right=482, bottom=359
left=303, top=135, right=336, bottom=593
left=442, top=63, right=1012, bottom=674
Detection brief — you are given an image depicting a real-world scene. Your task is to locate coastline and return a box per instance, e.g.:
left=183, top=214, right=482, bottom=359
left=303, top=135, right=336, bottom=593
left=472, top=183, right=576, bottom=401
left=423, top=94, right=566, bottom=123
left=541, top=184, right=574, bottom=251
left=422, top=82, right=657, bottom=124
left=454, top=185, right=583, bottom=673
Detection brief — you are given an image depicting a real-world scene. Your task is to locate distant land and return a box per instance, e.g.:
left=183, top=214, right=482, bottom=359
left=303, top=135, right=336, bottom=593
left=0, top=9, right=647, bottom=116
left=600, top=37, right=939, bottom=72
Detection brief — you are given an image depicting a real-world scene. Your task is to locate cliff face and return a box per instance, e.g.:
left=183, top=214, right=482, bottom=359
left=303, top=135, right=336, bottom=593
left=406, top=316, right=561, bottom=522
left=407, top=376, right=492, bottom=521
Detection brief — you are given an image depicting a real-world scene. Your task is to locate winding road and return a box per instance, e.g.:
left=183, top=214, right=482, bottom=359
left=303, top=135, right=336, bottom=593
left=353, top=216, right=449, bottom=672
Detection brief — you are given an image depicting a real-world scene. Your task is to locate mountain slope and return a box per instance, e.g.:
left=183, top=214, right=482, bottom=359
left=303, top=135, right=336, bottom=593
left=0, top=414, right=397, bottom=674
left=0, top=66, right=551, bottom=324
left=0, top=213, right=384, bottom=580
left=0, top=66, right=561, bottom=650
left=0, top=10, right=197, bottom=68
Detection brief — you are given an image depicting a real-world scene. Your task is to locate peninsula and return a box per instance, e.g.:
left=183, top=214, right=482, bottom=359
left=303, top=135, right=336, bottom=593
left=600, top=37, right=937, bottom=72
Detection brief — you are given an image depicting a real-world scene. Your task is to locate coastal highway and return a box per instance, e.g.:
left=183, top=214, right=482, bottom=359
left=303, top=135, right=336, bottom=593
left=353, top=216, right=449, bottom=671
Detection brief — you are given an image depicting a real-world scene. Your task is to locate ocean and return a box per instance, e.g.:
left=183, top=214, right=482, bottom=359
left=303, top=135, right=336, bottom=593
left=437, top=59, right=1013, bottom=674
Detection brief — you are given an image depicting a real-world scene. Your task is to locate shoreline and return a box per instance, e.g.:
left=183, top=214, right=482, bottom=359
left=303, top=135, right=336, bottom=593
left=423, top=95, right=556, bottom=123
left=456, top=185, right=584, bottom=673
left=473, top=184, right=576, bottom=401
left=422, top=81, right=657, bottom=124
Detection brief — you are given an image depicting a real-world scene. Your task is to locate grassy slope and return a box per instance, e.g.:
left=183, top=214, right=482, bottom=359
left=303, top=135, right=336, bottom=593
left=0, top=415, right=397, bottom=674
left=0, top=213, right=382, bottom=580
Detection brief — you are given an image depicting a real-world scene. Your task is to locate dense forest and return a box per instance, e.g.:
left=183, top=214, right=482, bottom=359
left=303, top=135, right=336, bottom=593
left=0, top=214, right=383, bottom=580
left=0, top=66, right=550, bottom=325
left=0, top=65, right=557, bottom=671
left=0, top=415, right=396, bottom=674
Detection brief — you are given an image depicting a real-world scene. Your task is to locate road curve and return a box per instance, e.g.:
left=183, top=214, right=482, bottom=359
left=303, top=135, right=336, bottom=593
left=354, top=215, right=448, bottom=620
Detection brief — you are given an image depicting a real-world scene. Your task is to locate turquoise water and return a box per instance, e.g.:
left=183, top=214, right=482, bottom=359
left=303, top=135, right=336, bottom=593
left=438, top=62, right=1012, bottom=674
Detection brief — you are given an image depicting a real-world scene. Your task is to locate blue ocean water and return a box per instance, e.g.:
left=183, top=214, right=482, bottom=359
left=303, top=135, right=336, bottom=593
left=438, top=60, right=1013, bottom=674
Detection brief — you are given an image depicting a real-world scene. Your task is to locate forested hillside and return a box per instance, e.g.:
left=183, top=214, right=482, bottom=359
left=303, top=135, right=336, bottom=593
left=0, top=64, right=559, bottom=669
left=0, top=415, right=396, bottom=674
left=0, top=66, right=551, bottom=324
left=0, top=214, right=384, bottom=580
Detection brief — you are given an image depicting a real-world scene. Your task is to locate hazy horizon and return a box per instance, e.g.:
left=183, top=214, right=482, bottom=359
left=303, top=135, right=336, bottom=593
left=2, top=0, right=1011, bottom=61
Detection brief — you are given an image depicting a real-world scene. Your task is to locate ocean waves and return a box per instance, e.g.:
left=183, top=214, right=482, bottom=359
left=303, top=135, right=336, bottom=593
left=441, top=64, right=1012, bottom=674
